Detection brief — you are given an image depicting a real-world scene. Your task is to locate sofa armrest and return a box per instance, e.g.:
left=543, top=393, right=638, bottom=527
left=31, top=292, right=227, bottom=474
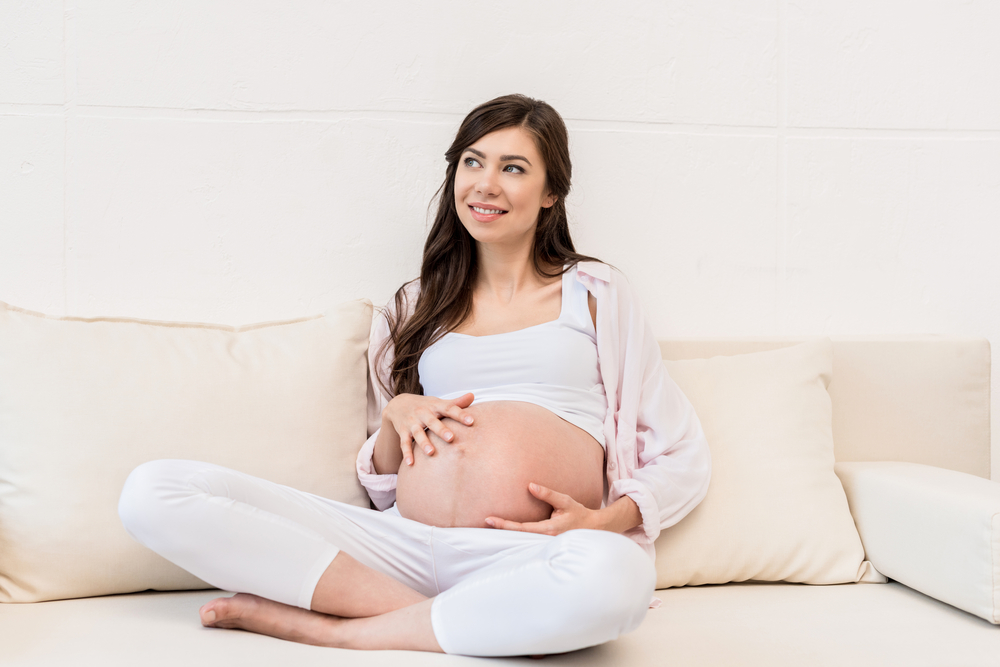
left=835, top=461, right=1000, bottom=624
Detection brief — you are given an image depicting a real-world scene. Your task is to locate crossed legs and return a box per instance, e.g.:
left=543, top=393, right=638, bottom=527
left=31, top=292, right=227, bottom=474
left=119, top=459, right=654, bottom=656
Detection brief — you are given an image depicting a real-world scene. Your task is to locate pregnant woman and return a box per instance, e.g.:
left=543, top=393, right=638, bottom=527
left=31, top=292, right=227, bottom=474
left=118, top=94, right=711, bottom=657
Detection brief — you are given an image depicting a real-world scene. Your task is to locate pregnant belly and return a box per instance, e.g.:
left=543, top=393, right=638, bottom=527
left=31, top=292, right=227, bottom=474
left=395, top=401, right=605, bottom=528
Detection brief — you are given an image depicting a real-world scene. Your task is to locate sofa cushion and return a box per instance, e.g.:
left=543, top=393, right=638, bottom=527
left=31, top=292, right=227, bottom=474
left=837, top=461, right=1000, bottom=624
left=659, top=337, right=992, bottom=479
left=4, top=583, right=1000, bottom=666
left=654, top=340, right=879, bottom=587
left=0, top=300, right=373, bottom=603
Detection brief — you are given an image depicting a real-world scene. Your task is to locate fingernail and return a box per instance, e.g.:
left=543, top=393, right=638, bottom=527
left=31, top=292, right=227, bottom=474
left=406, top=457, right=413, bottom=466
left=464, top=417, right=473, bottom=424
left=203, top=609, right=216, bottom=624
left=485, top=518, right=495, bottom=527
left=444, top=431, right=453, bottom=441
left=529, top=483, right=538, bottom=492
left=424, top=446, right=433, bottom=455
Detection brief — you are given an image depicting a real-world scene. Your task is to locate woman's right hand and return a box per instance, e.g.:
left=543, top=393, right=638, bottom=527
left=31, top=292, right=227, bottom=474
left=383, top=392, right=476, bottom=466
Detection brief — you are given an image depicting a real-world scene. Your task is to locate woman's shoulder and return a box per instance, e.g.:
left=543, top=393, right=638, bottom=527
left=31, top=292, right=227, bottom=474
left=572, top=262, right=650, bottom=327
left=572, top=261, right=632, bottom=292
left=573, top=260, right=611, bottom=282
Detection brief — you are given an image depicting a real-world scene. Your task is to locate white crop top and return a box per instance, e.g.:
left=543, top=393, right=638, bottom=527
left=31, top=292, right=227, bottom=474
left=418, top=265, right=608, bottom=448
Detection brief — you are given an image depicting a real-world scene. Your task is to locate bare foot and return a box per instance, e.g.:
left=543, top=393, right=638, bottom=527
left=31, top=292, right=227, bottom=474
left=199, top=593, right=346, bottom=647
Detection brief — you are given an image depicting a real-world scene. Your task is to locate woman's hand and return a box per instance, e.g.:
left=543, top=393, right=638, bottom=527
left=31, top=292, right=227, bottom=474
left=383, top=392, right=475, bottom=466
left=484, top=484, right=602, bottom=536
left=485, top=486, right=643, bottom=536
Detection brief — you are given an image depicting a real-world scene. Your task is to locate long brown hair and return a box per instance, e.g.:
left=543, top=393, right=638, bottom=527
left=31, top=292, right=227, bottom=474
left=378, top=94, right=601, bottom=397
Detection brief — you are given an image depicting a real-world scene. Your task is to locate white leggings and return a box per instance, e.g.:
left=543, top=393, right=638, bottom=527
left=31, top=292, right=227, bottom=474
left=118, top=459, right=655, bottom=657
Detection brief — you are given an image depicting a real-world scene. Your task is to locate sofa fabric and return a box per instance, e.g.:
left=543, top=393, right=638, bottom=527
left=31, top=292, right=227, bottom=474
left=660, top=337, right=992, bottom=478
left=0, top=299, right=373, bottom=603
left=0, top=327, right=995, bottom=665
left=4, top=583, right=1000, bottom=667
left=653, top=340, right=876, bottom=587
left=837, top=461, right=1000, bottom=624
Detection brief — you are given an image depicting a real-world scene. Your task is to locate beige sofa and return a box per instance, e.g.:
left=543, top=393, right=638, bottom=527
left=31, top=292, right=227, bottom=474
left=1, top=298, right=998, bottom=666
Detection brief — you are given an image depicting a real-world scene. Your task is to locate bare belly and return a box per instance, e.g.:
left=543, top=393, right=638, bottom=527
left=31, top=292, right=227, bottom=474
left=395, top=401, right=605, bottom=528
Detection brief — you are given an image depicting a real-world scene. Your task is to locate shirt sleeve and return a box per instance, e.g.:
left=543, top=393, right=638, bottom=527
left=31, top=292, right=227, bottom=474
left=355, top=283, right=418, bottom=510
left=356, top=427, right=397, bottom=510
left=603, top=272, right=712, bottom=544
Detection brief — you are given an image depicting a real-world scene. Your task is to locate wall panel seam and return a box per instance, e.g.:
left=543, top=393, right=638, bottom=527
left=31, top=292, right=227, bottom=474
left=776, top=0, right=788, bottom=334
left=54, top=105, right=1000, bottom=139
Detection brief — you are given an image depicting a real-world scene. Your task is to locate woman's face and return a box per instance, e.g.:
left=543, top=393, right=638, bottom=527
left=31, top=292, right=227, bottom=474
left=453, top=126, right=556, bottom=250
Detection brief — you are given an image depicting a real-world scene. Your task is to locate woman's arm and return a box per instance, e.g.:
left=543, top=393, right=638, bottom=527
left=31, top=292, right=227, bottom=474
left=600, top=267, right=711, bottom=543
left=596, top=496, right=642, bottom=533
left=357, top=290, right=410, bottom=507
left=371, top=419, right=403, bottom=475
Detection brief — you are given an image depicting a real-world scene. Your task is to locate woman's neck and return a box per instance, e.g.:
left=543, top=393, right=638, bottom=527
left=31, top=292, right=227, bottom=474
left=475, top=242, right=551, bottom=302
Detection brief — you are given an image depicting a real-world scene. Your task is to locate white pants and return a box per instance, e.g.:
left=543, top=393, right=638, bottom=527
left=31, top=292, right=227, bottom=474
left=118, top=459, right=655, bottom=657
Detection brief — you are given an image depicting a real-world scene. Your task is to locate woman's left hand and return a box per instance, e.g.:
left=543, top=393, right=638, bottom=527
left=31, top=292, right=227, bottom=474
left=485, top=483, right=601, bottom=536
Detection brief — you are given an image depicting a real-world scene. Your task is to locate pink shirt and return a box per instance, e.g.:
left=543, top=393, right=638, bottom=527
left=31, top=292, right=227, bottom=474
left=356, top=261, right=711, bottom=559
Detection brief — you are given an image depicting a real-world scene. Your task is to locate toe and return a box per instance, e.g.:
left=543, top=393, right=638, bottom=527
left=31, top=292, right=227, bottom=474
left=200, top=596, right=240, bottom=627
left=200, top=600, right=222, bottom=627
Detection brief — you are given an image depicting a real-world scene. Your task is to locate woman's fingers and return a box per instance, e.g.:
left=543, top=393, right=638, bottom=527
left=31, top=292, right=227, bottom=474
left=485, top=516, right=559, bottom=536
left=399, top=432, right=415, bottom=467
left=414, top=407, right=454, bottom=453
left=451, top=392, right=475, bottom=409
left=444, top=404, right=474, bottom=426
left=422, top=414, right=454, bottom=444
left=412, top=425, right=435, bottom=456
left=441, top=394, right=474, bottom=426
left=485, top=517, right=518, bottom=530
left=386, top=393, right=477, bottom=464
left=528, top=483, right=571, bottom=509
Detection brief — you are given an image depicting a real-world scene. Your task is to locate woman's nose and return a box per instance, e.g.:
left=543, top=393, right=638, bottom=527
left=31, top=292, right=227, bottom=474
left=476, top=170, right=499, bottom=196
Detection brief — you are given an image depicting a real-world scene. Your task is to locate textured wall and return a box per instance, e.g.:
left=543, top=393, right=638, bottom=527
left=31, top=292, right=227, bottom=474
left=2, top=1, right=999, bottom=474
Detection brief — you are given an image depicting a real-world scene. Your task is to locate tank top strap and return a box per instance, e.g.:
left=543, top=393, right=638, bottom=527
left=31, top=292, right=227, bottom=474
left=558, top=265, right=595, bottom=335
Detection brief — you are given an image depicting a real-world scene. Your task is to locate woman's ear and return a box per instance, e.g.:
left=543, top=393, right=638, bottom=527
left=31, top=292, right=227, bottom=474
left=541, top=191, right=558, bottom=209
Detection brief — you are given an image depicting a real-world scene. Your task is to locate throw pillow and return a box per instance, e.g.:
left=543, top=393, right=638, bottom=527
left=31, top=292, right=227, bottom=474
left=0, top=300, right=372, bottom=602
left=654, top=340, right=877, bottom=588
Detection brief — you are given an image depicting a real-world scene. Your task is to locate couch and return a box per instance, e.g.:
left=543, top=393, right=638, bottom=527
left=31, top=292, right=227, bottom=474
left=1, top=298, right=998, bottom=666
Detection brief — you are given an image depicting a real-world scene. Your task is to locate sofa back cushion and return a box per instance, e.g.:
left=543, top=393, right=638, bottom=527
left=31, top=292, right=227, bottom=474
left=0, top=300, right=372, bottom=603
left=654, top=340, right=883, bottom=588
left=660, top=338, right=991, bottom=479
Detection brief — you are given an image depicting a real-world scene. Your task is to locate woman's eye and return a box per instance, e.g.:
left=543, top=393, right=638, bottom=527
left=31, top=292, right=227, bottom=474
left=503, top=164, right=524, bottom=174
left=463, top=157, right=481, bottom=168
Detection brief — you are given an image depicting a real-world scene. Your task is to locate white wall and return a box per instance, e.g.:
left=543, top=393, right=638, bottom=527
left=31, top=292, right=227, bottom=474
left=3, top=2, right=998, bottom=475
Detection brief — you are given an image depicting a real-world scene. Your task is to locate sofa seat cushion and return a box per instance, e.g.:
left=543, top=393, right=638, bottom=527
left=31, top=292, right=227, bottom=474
left=2, top=583, right=999, bottom=666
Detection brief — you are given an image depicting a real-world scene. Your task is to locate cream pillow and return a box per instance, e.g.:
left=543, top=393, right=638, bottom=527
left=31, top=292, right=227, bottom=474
left=654, top=340, right=881, bottom=588
left=0, top=300, right=372, bottom=603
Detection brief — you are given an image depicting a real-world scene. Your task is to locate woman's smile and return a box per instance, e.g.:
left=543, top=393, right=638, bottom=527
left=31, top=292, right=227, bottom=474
left=468, top=203, right=508, bottom=222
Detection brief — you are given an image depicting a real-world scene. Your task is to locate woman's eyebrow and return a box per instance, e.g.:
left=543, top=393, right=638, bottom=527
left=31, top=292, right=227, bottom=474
left=465, top=147, right=533, bottom=166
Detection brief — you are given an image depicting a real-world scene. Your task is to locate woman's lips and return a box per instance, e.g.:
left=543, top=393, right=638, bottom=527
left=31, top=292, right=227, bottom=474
left=468, top=204, right=507, bottom=223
